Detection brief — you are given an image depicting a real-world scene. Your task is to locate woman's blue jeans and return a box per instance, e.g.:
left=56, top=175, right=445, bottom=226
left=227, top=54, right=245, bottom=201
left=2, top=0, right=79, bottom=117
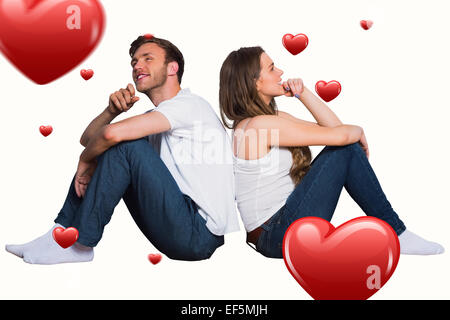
left=255, top=142, right=407, bottom=259
left=54, top=138, right=224, bottom=261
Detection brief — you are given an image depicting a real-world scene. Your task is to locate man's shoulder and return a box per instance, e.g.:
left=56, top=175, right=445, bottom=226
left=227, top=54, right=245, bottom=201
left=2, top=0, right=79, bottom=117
left=168, top=89, right=213, bottom=112
left=177, top=89, right=211, bottom=105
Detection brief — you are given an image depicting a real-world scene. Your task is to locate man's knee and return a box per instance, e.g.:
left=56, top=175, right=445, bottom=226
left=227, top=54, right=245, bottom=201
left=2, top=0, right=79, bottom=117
left=110, top=138, right=158, bottom=157
left=98, top=138, right=154, bottom=162
left=115, top=137, right=149, bottom=151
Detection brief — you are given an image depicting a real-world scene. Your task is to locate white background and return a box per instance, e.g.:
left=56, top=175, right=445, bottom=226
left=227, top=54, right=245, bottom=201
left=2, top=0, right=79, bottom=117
left=0, top=0, right=449, bottom=299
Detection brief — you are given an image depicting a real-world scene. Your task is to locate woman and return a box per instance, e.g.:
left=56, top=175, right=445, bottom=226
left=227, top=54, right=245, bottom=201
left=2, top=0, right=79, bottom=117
left=219, top=46, right=444, bottom=258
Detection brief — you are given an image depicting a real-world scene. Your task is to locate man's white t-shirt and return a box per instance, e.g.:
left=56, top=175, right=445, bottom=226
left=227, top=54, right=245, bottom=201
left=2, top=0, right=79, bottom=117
left=147, top=88, right=240, bottom=236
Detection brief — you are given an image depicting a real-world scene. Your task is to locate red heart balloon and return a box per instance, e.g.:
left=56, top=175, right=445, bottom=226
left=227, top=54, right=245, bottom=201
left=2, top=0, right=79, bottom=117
left=0, top=0, right=105, bottom=84
left=80, top=69, right=94, bottom=80
left=315, top=80, right=341, bottom=102
left=360, top=20, right=374, bottom=30
left=283, top=217, right=400, bottom=300
left=148, top=253, right=162, bottom=265
left=39, top=125, right=53, bottom=136
left=52, top=227, right=79, bottom=249
left=282, top=33, right=308, bottom=55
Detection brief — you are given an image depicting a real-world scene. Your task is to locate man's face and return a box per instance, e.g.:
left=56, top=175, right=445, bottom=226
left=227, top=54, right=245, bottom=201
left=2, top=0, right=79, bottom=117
left=131, top=42, right=168, bottom=93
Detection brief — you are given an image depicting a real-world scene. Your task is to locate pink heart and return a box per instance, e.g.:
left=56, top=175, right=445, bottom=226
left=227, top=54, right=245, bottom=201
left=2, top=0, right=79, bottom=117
left=80, top=69, right=94, bottom=80
left=360, top=20, right=374, bottom=30
left=0, top=0, right=105, bottom=84
left=52, top=227, right=79, bottom=249
left=282, top=33, right=309, bottom=55
left=283, top=217, right=400, bottom=300
left=148, top=253, right=162, bottom=265
left=39, top=125, right=53, bottom=137
left=315, top=80, right=341, bottom=102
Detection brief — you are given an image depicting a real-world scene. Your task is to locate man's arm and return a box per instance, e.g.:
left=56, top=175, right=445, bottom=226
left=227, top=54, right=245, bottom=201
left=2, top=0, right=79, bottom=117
left=80, top=84, right=140, bottom=147
left=80, top=107, right=118, bottom=147
left=79, top=111, right=171, bottom=163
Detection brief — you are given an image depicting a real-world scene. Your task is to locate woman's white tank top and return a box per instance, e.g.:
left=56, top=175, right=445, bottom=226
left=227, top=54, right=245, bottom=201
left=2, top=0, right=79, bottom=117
left=233, top=119, right=296, bottom=232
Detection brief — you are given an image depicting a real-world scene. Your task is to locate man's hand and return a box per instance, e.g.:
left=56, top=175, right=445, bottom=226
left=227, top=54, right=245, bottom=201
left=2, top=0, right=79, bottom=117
left=75, top=158, right=98, bottom=198
left=359, top=130, right=370, bottom=159
left=107, top=83, right=140, bottom=116
left=283, top=78, right=305, bottom=98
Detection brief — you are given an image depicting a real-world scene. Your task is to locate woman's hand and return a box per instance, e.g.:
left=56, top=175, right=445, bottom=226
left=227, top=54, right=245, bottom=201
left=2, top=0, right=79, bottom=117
left=359, top=130, right=370, bottom=159
left=283, top=78, right=305, bottom=98
left=75, top=158, right=98, bottom=198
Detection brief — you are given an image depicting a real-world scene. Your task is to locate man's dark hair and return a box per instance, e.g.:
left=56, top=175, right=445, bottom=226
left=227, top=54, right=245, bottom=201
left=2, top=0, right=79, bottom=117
left=129, top=36, right=185, bottom=84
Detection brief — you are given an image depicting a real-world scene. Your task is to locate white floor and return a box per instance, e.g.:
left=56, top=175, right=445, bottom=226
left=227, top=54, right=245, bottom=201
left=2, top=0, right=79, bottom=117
left=1, top=192, right=448, bottom=300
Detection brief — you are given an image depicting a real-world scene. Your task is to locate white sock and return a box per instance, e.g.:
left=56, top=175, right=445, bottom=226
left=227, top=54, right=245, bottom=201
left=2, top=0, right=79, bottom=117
left=398, top=229, right=445, bottom=255
left=5, top=223, right=64, bottom=258
left=5, top=223, right=94, bottom=264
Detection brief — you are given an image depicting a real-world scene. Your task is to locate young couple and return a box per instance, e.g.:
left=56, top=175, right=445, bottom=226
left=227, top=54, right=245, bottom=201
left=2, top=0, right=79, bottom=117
left=6, top=36, right=444, bottom=264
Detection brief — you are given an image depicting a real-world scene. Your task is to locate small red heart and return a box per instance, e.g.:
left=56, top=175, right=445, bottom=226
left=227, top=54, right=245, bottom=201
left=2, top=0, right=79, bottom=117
left=80, top=69, right=94, bottom=80
left=52, top=227, right=79, bottom=249
left=283, top=217, right=400, bottom=300
left=148, top=253, right=162, bottom=265
left=315, top=80, right=341, bottom=102
left=39, top=125, right=53, bottom=137
left=360, top=20, right=374, bottom=30
left=282, top=33, right=309, bottom=55
left=143, top=33, right=154, bottom=40
left=0, top=0, right=105, bottom=84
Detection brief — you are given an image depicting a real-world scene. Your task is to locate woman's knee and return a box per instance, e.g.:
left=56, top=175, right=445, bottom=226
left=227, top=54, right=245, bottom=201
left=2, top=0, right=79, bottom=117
left=345, top=142, right=364, bottom=154
left=316, top=143, right=360, bottom=165
left=324, top=142, right=361, bottom=155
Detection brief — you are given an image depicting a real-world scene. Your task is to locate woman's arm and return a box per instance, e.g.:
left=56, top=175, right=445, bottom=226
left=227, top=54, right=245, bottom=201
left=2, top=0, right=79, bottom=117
left=247, top=115, right=363, bottom=148
left=277, top=110, right=320, bottom=127
left=298, top=86, right=343, bottom=127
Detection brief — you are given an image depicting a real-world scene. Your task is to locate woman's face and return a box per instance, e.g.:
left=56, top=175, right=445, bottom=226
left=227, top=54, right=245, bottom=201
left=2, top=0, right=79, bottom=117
left=255, top=52, right=285, bottom=103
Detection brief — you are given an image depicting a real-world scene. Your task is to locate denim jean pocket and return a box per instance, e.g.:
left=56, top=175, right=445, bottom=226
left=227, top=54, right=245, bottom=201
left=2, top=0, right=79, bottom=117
left=272, top=208, right=297, bottom=257
left=256, top=226, right=285, bottom=259
left=256, top=210, right=285, bottom=258
left=269, top=206, right=286, bottom=225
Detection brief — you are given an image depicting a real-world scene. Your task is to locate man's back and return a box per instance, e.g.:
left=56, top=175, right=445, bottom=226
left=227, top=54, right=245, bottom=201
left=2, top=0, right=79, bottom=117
left=151, top=88, right=240, bottom=236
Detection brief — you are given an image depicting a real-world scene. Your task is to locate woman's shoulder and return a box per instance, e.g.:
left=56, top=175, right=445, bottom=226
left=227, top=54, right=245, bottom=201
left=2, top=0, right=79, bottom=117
left=245, top=112, right=320, bottom=129
left=235, top=114, right=281, bottom=131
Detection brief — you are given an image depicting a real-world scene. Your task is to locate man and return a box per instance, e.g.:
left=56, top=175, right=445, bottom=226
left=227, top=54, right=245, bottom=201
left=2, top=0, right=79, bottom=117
left=5, top=35, right=239, bottom=264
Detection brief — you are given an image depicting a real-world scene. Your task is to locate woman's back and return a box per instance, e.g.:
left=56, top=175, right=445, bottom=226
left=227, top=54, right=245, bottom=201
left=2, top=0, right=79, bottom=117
left=233, top=118, right=295, bottom=232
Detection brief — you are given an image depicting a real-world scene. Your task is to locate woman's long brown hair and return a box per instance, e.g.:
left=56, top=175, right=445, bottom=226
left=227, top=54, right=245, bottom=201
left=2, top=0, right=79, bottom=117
left=219, top=46, right=311, bottom=186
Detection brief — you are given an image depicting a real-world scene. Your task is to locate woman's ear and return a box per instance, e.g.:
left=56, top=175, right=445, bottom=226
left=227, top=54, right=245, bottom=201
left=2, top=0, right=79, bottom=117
left=167, top=61, right=179, bottom=77
left=255, top=77, right=262, bottom=93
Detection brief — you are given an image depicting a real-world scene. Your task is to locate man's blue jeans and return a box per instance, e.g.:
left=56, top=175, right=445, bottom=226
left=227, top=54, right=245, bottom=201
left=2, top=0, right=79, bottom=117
left=54, top=138, right=224, bottom=261
left=255, top=142, right=407, bottom=258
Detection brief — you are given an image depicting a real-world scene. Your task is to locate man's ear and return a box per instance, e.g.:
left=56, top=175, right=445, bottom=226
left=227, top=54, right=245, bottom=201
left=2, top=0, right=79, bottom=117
left=167, top=61, right=179, bottom=77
